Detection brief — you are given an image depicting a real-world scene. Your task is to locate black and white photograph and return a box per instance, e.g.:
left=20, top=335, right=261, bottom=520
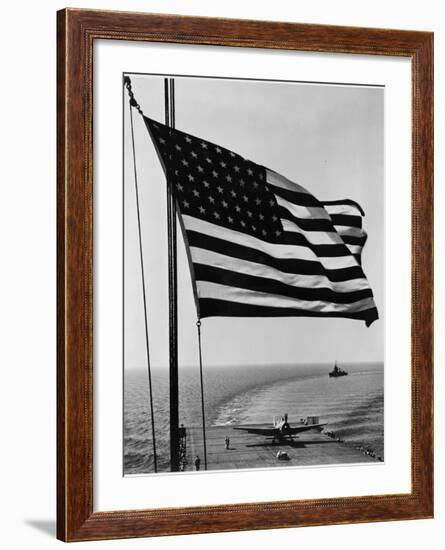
left=1, top=1, right=438, bottom=547
left=123, top=73, right=384, bottom=476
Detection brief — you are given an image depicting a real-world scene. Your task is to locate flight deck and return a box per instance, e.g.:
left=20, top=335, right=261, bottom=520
left=182, top=424, right=381, bottom=472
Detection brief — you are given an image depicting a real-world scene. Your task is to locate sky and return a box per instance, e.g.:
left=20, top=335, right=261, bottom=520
left=124, top=74, right=384, bottom=370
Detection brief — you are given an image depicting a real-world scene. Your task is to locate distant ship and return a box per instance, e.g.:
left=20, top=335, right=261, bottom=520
left=329, top=361, right=348, bottom=378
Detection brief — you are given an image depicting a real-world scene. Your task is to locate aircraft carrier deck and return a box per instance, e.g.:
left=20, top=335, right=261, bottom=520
left=182, top=424, right=381, bottom=472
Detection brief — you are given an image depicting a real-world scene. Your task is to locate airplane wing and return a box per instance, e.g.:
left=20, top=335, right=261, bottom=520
left=232, top=426, right=277, bottom=436
left=288, top=423, right=326, bottom=434
left=233, top=423, right=326, bottom=437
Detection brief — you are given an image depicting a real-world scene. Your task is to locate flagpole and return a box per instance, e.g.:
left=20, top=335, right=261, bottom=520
left=165, top=78, right=180, bottom=472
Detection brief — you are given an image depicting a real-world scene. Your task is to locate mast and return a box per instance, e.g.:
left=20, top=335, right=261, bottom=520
left=165, top=78, right=180, bottom=472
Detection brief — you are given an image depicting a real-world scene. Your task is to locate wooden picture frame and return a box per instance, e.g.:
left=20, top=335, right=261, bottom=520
left=57, top=8, right=433, bottom=542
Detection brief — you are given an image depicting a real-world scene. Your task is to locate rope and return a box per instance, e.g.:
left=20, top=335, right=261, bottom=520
left=127, top=90, right=158, bottom=473
left=124, top=76, right=144, bottom=116
left=196, top=319, right=208, bottom=470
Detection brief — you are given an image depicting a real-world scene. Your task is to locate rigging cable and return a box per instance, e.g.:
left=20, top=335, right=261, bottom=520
left=196, top=319, right=208, bottom=470
left=127, top=80, right=158, bottom=473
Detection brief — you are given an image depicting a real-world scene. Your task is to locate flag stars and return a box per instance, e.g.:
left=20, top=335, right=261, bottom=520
left=150, top=128, right=285, bottom=240
left=150, top=126, right=286, bottom=241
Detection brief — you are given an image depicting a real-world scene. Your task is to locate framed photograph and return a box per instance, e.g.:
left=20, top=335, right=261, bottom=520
left=57, top=9, right=433, bottom=542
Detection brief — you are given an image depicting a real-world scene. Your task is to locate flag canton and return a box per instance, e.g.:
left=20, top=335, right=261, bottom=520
left=145, top=117, right=284, bottom=243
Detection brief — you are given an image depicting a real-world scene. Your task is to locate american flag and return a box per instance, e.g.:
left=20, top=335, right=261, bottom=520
left=144, top=116, right=378, bottom=327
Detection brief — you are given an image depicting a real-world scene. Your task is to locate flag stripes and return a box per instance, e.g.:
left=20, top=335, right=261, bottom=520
left=193, top=264, right=374, bottom=304
left=198, top=299, right=375, bottom=321
left=189, top=247, right=372, bottom=293
left=270, top=170, right=369, bottom=270
left=196, top=281, right=376, bottom=313
left=330, top=214, right=362, bottom=228
left=185, top=221, right=364, bottom=280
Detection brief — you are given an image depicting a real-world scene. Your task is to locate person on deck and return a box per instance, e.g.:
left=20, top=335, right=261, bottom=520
left=194, top=455, right=201, bottom=471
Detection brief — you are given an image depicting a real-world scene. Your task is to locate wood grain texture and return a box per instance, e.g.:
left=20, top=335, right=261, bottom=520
left=57, top=8, right=434, bottom=542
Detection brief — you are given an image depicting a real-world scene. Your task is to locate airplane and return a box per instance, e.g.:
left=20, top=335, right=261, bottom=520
left=233, top=414, right=326, bottom=443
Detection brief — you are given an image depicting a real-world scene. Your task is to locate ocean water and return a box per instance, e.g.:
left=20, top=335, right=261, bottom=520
left=124, top=362, right=383, bottom=474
